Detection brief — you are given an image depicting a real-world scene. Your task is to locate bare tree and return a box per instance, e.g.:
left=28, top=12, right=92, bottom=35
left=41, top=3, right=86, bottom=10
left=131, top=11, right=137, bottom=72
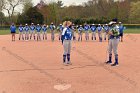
left=3, top=0, right=24, bottom=23
left=0, top=0, right=5, bottom=12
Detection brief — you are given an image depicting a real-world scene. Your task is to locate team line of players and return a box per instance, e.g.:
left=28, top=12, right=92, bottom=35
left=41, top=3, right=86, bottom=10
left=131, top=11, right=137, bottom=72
left=16, top=22, right=125, bottom=42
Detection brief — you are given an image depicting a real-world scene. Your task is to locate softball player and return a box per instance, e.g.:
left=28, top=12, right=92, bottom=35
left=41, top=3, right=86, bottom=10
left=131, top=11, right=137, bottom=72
left=36, top=24, right=41, bottom=41
left=10, top=23, right=16, bottom=41
left=18, top=24, right=24, bottom=40
left=30, top=23, right=36, bottom=40
left=42, top=24, right=48, bottom=40
left=106, top=20, right=120, bottom=66
left=84, top=23, right=90, bottom=40
left=103, top=24, right=110, bottom=40
left=97, top=24, right=103, bottom=42
left=90, top=24, right=96, bottom=40
left=57, top=24, right=63, bottom=40
left=24, top=24, right=30, bottom=41
left=61, top=21, right=72, bottom=65
left=78, top=25, right=83, bottom=41
left=50, top=22, right=55, bottom=41
left=118, top=22, right=125, bottom=42
left=71, top=24, right=76, bottom=41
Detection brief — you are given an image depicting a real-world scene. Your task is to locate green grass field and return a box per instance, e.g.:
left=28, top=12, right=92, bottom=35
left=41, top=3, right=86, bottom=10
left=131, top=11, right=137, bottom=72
left=0, top=28, right=140, bottom=35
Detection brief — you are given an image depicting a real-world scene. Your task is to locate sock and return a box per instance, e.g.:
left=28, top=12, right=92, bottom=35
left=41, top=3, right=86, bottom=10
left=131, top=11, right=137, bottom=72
left=109, top=54, right=112, bottom=62
left=115, top=54, right=118, bottom=64
left=63, top=55, right=66, bottom=63
left=67, top=54, right=70, bottom=62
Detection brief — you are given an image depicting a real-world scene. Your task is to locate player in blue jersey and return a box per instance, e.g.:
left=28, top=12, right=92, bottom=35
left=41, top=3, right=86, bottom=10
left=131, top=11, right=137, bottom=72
left=10, top=23, right=16, bottom=41
left=24, top=24, right=30, bottom=41
left=78, top=25, right=83, bottom=41
left=30, top=23, right=36, bottom=40
left=36, top=24, right=42, bottom=41
left=84, top=23, right=90, bottom=41
left=61, top=21, right=72, bottom=65
left=103, top=24, right=110, bottom=41
left=24, top=24, right=30, bottom=40
left=50, top=22, right=56, bottom=41
left=71, top=24, right=76, bottom=41
left=42, top=24, right=48, bottom=40
left=57, top=24, right=63, bottom=40
left=90, top=24, right=96, bottom=40
left=97, top=24, right=103, bottom=42
left=118, top=22, right=125, bottom=42
left=18, top=24, right=24, bottom=40
left=106, top=19, right=120, bottom=66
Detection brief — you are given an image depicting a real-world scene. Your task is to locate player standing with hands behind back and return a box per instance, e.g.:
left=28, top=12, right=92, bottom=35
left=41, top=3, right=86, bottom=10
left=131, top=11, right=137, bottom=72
left=10, top=23, right=16, bottom=41
left=50, top=22, right=55, bottom=41
left=106, top=19, right=120, bottom=66
left=61, top=21, right=72, bottom=65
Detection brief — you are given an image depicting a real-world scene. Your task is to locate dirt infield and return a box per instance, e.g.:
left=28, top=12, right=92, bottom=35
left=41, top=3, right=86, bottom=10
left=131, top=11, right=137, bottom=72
left=0, top=34, right=140, bottom=93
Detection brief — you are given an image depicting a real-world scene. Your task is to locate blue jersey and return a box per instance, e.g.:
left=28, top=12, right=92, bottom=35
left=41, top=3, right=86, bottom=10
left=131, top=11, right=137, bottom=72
left=24, top=26, right=29, bottom=32
left=119, top=25, right=125, bottom=33
left=10, top=25, right=16, bottom=33
left=90, top=26, right=96, bottom=32
left=50, top=25, right=55, bottom=30
left=97, top=26, right=102, bottom=32
left=36, top=26, right=41, bottom=32
left=84, top=25, right=89, bottom=31
left=62, top=27, right=72, bottom=40
left=104, top=26, right=110, bottom=32
left=30, top=25, right=35, bottom=31
left=42, top=26, right=47, bottom=32
left=78, top=27, right=83, bottom=32
left=59, top=25, right=63, bottom=31
left=71, top=26, right=76, bottom=31
left=18, top=26, right=24, bottom=32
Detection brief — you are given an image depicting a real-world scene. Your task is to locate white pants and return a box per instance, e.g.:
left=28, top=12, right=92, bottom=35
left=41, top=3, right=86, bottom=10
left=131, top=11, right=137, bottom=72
left=63, top=40, right=71, bottom=55
left=25, top=31, right=29, bottom=40
left=51, top=30, right=55, bottom=41
left=104, top=32, right=109, bottom=40
left=85, top=31, right=89, bottom=40
left=30, top=31, right=35, bottom=39
left=19, top=32, right=24, bottom=39
left=42, top=32, right=47, bottom=39
left=92, top=32, right=96, bottom=39
left=37, top=32, right=41, bottom=40
left=108, top=38, right=119, bottom=55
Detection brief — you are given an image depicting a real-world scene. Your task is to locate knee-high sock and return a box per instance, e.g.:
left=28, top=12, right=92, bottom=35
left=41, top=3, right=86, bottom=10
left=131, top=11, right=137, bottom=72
left=115, top=54, right=118, bottom=64
left=63, top=55, right=66, bottom=63
left=67, top=54, right=70, bottom=62
left=109, top=54, right=112, bottom=62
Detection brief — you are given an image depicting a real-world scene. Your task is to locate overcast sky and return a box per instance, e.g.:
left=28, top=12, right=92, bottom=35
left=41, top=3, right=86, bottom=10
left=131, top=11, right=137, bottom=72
left=32, top=0, right=88, bottom=6
left=3, top=0, right=88, bottom=15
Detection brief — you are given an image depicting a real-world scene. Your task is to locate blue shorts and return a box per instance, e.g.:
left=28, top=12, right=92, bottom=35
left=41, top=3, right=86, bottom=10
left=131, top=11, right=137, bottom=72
left=119, top=33, right=123, bottom=37
left=11, top=32, right=16, bottom=34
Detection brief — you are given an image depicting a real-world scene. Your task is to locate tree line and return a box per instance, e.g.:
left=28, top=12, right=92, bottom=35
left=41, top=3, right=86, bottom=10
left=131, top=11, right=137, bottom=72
left=0, top=0, right=140, bottom=26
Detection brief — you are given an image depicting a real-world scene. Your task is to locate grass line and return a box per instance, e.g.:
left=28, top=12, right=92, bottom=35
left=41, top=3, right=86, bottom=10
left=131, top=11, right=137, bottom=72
left=0, top=28, right=140, bottom=35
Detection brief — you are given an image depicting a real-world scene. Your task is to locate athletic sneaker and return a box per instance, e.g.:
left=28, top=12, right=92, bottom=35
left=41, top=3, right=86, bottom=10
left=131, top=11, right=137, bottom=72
left=105, top=61, right=112, bottom=64
left=63, top=62, right=69, bottom=66
left=67, top=62, right=72, bottom=65
left=111, top=63, right=119, bottom=66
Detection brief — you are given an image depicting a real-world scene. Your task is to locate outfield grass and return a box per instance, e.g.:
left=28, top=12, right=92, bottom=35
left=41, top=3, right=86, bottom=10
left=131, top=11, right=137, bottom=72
left=0, top=28, right=140, bottom=35
left=124, top=29, right=140, bottom=33
left=0, top=30, right=11, bottom=35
